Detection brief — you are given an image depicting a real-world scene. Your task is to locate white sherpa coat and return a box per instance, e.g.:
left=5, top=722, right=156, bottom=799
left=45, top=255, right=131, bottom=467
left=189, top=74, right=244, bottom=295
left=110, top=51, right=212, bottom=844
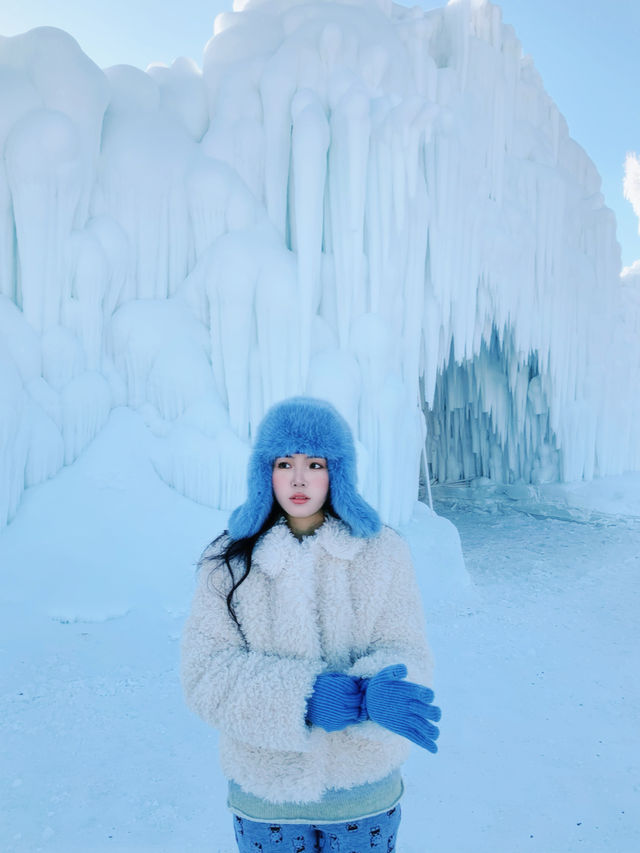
left=180, top=515, right=434, bottom=804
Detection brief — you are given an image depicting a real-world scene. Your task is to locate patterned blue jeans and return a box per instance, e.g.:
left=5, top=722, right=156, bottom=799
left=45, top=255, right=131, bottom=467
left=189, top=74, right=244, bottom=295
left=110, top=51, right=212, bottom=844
left=232, top=804, right=401, bottom=852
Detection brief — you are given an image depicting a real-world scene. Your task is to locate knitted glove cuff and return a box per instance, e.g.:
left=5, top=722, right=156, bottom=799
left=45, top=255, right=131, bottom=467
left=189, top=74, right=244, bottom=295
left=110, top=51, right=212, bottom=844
left=306, top=673, right=369, bottom=730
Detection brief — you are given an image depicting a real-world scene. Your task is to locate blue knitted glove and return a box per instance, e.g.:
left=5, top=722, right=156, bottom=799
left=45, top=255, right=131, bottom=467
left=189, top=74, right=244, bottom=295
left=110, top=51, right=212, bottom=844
left=306, top=672, right=368, bottom=732
left=362, top=664, right=441, bottom=752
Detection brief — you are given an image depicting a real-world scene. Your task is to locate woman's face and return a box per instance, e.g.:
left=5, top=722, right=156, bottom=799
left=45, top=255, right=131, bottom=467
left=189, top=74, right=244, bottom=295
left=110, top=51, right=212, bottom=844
left=272, top=454, right=329, bottom=532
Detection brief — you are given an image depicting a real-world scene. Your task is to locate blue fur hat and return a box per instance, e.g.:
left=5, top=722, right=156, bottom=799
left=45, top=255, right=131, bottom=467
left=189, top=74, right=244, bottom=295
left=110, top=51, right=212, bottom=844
left=228, top=396, right=381, bottom=540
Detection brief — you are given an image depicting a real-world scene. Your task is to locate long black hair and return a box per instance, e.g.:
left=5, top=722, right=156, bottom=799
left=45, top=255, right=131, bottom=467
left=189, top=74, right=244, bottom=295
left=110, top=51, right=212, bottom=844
left=204, top=496, right=339, bottom=642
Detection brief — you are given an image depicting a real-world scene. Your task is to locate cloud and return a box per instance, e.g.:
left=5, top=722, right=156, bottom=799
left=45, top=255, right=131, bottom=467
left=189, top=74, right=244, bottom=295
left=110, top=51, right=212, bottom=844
left=621, top=258, right=640, bottom=280
left=623, top=152, right=640, bottom=234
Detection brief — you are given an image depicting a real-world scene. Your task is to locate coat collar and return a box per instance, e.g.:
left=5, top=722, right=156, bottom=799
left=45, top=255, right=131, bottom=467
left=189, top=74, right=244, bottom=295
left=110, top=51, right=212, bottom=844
left=252, top=514, right=367, bottom=578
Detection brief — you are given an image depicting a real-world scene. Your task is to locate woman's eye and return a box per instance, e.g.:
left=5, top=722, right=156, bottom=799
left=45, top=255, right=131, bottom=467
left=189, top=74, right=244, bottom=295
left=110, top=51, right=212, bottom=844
left=310, top=462, right=325, bottom=469
left=276, top=461, right=290, bottom=469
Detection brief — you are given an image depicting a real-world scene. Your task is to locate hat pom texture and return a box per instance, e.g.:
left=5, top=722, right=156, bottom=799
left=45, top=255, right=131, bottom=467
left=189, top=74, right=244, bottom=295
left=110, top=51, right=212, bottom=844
left=228, top=397, right=381, bottom=540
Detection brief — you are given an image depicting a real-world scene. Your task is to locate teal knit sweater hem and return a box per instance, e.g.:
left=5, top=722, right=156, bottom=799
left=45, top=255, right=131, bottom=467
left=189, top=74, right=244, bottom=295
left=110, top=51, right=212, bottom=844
left=227, top=770, right=403, bottom=824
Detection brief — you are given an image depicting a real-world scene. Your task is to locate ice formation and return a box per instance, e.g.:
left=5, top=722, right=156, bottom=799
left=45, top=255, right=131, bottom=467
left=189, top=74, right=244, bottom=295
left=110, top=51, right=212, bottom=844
left=1, top=0, right=639, bottom=530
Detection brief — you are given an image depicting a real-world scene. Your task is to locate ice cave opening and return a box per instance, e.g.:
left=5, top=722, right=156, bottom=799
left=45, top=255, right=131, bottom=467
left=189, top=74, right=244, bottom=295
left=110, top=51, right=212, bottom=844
left=423, top=326, right=560, bottom=488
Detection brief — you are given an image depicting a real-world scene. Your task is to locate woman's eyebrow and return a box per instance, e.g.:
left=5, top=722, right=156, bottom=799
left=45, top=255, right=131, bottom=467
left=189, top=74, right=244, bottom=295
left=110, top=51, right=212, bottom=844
left=276, top=454, right=326, bottom=459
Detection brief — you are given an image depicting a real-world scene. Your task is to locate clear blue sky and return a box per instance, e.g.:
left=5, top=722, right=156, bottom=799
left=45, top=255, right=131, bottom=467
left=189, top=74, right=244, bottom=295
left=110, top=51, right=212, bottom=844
left=2, top=0, right=639, bottom=266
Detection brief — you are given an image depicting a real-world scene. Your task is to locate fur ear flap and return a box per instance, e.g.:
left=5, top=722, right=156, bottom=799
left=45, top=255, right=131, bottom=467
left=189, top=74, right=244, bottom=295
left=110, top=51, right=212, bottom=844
left=227, top=397, right=381, bottom=540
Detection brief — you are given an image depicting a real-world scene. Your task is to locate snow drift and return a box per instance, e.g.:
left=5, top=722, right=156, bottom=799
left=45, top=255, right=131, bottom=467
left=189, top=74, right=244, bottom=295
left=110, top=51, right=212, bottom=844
left=1, top=0, right=639, bottom=530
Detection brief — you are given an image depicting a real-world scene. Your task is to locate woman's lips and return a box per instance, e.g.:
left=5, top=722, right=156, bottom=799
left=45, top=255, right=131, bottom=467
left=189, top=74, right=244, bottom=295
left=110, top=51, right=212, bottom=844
left=290, top=495, right=309, bottom=504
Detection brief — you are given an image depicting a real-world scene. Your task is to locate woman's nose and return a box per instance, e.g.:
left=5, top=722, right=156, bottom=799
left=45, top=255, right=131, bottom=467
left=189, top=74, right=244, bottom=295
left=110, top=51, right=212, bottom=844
left=291, top=467, right=306, bottom=486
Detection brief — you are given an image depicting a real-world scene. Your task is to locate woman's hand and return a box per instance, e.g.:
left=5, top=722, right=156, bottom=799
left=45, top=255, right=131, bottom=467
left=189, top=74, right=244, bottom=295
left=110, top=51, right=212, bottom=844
left=305, top=672, right=368, bottom=732
left=362, top=664, right=441, bottom=752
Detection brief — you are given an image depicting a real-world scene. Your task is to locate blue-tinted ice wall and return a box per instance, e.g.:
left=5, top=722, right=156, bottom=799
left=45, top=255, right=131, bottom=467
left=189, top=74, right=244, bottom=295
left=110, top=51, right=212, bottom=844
left=1, top=0, right=639, bottom=530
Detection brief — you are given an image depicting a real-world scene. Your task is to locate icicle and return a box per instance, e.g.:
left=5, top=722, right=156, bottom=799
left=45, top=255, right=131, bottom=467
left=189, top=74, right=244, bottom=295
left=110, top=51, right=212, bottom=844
left=0, top=349, right=28, bottom=527
left=328, top=79, right=371, bottom=347
left=5, top=109, right=84, bottom=333
left=260, top=43, right=297, bottom=236
left=291, top=89, right=330, bottom=386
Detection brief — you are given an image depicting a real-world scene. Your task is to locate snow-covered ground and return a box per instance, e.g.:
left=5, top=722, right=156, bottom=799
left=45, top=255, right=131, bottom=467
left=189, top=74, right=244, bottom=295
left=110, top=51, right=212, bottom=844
left=1, top=407, right=639, bottom=853
left=426, top=502, right=639, bottom=853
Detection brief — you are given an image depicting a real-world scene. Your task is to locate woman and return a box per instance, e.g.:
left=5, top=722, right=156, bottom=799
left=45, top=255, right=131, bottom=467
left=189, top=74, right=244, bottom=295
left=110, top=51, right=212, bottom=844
left=180, top=396, right=440, bottom=852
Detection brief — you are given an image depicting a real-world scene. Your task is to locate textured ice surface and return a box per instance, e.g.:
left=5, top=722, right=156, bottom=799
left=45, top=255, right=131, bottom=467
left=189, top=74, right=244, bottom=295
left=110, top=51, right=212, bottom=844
left=1, top=2, right=639, bottom=529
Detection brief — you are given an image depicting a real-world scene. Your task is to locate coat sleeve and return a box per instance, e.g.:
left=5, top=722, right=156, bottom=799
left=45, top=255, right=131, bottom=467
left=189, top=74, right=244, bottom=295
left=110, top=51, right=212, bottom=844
left=180, top=550, right=322, bottom=753
left=345, top=530, right=435, bottom=742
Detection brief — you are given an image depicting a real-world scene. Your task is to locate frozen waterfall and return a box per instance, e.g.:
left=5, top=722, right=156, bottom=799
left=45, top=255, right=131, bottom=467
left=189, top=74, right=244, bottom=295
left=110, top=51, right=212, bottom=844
left=1, top=0, right=639, bottom=530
